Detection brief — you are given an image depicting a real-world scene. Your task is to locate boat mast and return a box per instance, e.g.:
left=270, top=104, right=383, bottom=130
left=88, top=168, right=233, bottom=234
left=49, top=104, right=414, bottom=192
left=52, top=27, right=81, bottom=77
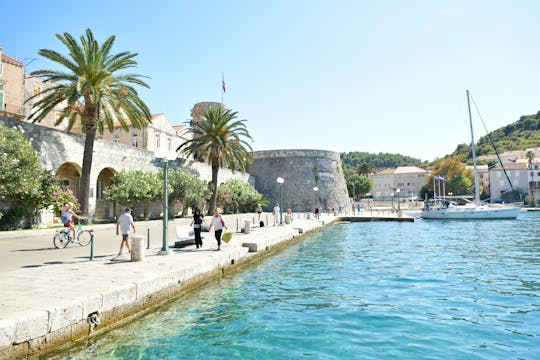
left=467, top=89, right=481, bottom=205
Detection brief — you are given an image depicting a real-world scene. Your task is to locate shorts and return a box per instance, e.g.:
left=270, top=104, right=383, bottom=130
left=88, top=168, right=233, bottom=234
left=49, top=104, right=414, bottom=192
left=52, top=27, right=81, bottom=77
left=122, top=234, right=129, bottom=241
left=64, top=219, right=72, bottom=227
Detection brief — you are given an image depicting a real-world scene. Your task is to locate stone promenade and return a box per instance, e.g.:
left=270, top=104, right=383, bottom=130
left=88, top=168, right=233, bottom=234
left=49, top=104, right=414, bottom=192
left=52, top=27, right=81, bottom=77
left=0, top=213, right=337, bottom=359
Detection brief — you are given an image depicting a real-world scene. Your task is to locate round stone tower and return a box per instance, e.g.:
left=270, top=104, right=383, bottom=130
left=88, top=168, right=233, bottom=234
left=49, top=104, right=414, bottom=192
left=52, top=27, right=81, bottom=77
left=249, top=149, right=351, bottom=212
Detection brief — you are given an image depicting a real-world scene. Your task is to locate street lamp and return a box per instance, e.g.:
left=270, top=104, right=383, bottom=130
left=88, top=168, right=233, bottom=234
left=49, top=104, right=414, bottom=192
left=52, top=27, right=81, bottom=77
left=277, top=177, right=284, bottom=224
left=157, top=158, right=172, bottom=255
left=313, top=186, right=318, bottom=210
left=391, top=192, right=394, bottom=210
left=396, top=188, right=401, bottom=212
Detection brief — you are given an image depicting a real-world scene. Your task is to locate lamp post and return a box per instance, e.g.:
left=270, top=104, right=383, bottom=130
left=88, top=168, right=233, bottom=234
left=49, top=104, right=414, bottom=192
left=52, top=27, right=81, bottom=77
left=396, top=188, right=401, bottom=212
left=391, top=192, right=394, bottom=211
left=313, top=186, right=318, bottom=211
left=277, top=177, right=284, bottom=224
left=158, top=158, right=171, bottom=255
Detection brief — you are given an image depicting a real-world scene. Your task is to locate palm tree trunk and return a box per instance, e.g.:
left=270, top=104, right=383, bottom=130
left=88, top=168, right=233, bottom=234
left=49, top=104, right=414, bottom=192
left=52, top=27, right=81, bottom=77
left=79, top=121, right=97, bottom=217
left=210, top=163, right=219, bottom=213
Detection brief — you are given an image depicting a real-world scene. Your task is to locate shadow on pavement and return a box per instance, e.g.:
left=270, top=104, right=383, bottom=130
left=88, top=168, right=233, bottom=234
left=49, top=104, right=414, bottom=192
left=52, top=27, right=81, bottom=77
left=12, top=247, right=55, bottom=252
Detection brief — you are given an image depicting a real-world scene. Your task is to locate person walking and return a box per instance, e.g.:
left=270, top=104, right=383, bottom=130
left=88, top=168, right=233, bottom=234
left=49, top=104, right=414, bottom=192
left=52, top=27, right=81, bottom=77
left=256, top=204, right=263, bottom=222
left=116, top=207, right=136, bottom=256
left=273, top=203, right=280, bottom=226
left=208, top=208, right=227, bottom=251
left=190, top=208, right=205, bottom=248
left=60, top=202, right=82, bottom=241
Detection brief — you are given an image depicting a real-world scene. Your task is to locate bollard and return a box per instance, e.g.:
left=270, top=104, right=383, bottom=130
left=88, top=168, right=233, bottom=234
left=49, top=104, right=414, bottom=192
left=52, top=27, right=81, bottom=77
left=253, top=216, right=255, bottom=224
left=89, top=233, right=95, bottom=261
left=307, top=213, right=311, bottom=219
left=236, top=218, right=239, bottom=232
left=266, top=215, right=269, bottom=227
left=147, top=228, right=150, bottom=249
left=244, top=219, right=251, bottom=234
left=131, top=235, right=145, bottom=261
left=285, top=214, right=291, bottom=224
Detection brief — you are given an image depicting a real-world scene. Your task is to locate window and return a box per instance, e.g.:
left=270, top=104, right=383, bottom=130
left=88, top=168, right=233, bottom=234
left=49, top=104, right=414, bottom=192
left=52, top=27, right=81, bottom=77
left=113, top=135, right=120, bottom=144
left=167, top=137, right=172, bottom=151
left=155, top=133, right=160, bottom=149
left=0, top=91, right=3, bottom=111
left=131, top=133, right=138, bottom=147
left=0, top=63, right=3, bottom=76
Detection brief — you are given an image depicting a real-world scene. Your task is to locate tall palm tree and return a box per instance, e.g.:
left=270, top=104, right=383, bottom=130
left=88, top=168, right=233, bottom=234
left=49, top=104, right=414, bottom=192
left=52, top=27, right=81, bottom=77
left=26, top=29, right=152, bottom=216
left=178, top=107, right=253, bottom=212
left=526, top=150, right=535, bottom=169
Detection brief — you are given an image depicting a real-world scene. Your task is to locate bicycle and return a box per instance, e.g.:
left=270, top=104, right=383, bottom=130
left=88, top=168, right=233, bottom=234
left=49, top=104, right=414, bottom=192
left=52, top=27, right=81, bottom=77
left=53, top=219, right=94, bottom=249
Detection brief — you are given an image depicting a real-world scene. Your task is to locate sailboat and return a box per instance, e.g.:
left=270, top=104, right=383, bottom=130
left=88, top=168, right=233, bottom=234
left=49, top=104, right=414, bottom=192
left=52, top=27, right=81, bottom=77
left=421, top=90, right=521, bottom=220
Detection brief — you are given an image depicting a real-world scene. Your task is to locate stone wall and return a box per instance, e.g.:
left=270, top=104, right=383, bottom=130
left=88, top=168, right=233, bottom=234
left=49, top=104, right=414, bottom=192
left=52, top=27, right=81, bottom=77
left=0, top=117, right=250, bottom=222
left=249, top=149, right=351, bottom=212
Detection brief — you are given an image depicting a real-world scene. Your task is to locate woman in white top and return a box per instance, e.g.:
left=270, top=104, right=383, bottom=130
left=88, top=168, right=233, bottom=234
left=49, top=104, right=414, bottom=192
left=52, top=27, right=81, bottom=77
left=208, top=208, right=227, bottom=251
left=61, top=202, right=81, bottom=240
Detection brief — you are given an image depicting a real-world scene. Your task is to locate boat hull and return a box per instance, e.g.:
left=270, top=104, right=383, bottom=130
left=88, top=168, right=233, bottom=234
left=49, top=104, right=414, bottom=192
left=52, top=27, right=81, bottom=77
left=421, top=206, right=521, bottom=219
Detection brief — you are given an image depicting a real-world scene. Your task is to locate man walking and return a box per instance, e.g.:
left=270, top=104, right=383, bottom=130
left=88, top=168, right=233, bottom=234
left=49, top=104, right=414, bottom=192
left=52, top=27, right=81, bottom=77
left=116, top=207, right=136, bottom=257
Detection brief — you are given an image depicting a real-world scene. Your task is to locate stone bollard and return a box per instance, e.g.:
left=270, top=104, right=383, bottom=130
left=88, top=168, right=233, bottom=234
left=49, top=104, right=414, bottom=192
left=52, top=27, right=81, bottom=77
left=285, top=214, right=292, bottom=224
left=307, top=213, right=311, bottom=219
left=243, top=219, right=251, bottom=234
left=131, top=235, right=145, bottom=262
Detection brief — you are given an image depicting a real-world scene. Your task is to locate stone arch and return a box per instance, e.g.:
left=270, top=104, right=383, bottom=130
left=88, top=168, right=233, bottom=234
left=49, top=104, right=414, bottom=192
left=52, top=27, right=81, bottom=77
left=55, top=162, right=82, bottom=200
left=95, top=167, right=116, bottom=221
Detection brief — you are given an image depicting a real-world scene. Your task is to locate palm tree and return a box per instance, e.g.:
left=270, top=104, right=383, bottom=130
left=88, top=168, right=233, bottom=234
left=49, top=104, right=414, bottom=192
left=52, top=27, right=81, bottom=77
left=178, top=107, right=253, bottom=212
left=526, top=150, right=535, bottom=169
left=26, top=29, right=152, bottom=216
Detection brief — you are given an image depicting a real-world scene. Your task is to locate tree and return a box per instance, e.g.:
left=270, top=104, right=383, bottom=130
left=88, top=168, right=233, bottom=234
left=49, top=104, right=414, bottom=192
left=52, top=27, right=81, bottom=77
left=346, top=174, right=372, bottom=201
left=104, top=170, right=161, bottom=217
left=168, top=169, right=211, bottom=215
left=526, top=150, right=535, bottom=169
left=177, top=107, right=253, bottom=213
left=217, top=179, right=266, bottom=213
left=356, top=162, right=374, bottom=176
left=448, top=175, right=472, bottom=195
left=0, top=123, right=46, bottom=228
left=27, top=29, right=152, bottom=216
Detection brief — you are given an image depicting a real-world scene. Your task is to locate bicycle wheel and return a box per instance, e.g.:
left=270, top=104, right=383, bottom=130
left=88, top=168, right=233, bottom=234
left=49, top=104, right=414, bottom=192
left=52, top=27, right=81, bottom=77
left=78, top=231, right=91, bottom=246
left=53, top=232, right=69, bottom=248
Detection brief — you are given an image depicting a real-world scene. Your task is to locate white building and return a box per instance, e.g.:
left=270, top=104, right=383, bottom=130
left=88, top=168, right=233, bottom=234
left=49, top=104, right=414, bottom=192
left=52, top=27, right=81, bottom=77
left=488, top=162, right=529, bottom=202
left=370, top=166, right=430, bottom=200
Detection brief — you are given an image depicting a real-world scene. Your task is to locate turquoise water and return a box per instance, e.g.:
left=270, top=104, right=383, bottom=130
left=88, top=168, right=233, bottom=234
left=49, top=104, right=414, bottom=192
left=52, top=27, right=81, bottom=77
left=61, top=212, right=539, bottom=359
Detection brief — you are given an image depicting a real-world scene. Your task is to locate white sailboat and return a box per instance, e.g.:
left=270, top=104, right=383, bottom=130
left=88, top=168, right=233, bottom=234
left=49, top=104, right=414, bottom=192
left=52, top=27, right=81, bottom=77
left=421, top=90, right=521, bottom=220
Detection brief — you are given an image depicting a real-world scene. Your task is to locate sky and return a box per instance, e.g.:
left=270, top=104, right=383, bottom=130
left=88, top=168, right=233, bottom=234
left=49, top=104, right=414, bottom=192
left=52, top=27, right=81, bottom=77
left=2, top=0, right=540, bottom=161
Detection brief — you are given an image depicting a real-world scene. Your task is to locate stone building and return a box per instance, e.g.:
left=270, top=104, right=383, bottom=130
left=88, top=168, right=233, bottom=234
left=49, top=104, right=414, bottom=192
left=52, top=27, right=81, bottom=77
left=370, top=166, right=429, bottom=200
left=488, top=162, right=529, bottom=201
left=0, top=45, right=24, bottom=116
left=23, top=75, right=68, bottom=130
left=248, top=149, right=351, bottom=212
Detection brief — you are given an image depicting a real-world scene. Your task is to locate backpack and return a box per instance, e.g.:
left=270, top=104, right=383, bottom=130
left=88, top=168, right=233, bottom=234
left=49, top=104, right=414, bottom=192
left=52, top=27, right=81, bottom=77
left=259, top=221, right=264, bottom=228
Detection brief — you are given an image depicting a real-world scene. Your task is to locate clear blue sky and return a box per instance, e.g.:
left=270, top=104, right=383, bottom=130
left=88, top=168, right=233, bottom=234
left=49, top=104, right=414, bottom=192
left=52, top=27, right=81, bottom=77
left=3, top=0, right=540, bottom=161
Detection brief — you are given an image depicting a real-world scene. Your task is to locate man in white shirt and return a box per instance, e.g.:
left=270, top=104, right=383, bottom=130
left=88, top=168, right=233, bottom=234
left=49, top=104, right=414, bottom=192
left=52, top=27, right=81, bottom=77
left=116, top=207, right=136, bottom=256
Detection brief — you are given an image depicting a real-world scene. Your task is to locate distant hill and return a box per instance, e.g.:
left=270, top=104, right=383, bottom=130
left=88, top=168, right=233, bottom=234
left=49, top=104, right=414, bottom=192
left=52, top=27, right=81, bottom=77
left=341, top=151, right=427, bottom=170
left=452, top=111, right=540, bottom=160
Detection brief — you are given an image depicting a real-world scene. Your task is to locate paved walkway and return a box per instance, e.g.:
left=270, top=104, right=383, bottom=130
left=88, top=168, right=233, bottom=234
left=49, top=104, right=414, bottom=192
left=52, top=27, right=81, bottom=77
left=0, top=213, right=338, bottom=359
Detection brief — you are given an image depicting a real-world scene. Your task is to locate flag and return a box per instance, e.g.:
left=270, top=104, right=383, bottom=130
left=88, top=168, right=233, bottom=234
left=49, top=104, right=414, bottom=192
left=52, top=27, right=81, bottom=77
left=222, top=73, right=226, bottom=93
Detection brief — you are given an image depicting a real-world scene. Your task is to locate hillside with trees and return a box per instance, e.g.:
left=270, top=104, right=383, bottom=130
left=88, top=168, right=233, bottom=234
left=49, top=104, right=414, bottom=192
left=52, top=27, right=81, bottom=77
left=452, top=111, right=540, bottom=160
left=341, top=152, right=428, bottom=171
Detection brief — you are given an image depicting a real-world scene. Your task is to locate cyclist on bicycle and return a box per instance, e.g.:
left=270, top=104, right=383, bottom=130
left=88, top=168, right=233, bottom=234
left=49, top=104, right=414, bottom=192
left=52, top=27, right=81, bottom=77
left=61, top=202, right=82, bottom=240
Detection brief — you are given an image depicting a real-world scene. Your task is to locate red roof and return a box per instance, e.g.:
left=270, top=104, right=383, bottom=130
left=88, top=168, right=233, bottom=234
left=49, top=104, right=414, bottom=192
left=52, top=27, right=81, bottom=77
left=1, top=53, right=23, bottom=66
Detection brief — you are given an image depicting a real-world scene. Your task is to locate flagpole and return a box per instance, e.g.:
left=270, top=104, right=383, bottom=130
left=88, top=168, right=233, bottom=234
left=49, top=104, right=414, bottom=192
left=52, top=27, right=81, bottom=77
left=221, top=72, right=224, bottom=108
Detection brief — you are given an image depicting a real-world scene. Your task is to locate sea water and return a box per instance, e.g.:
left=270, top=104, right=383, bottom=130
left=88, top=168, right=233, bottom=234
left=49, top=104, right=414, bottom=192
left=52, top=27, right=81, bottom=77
left=58, top=212, right=540, bottom=359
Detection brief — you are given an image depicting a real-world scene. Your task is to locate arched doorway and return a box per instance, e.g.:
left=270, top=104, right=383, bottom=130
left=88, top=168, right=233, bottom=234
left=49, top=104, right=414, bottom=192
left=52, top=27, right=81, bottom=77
left=95, top=168, right=116, bottom=221
left=55, top=162, right=82, bottom=202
